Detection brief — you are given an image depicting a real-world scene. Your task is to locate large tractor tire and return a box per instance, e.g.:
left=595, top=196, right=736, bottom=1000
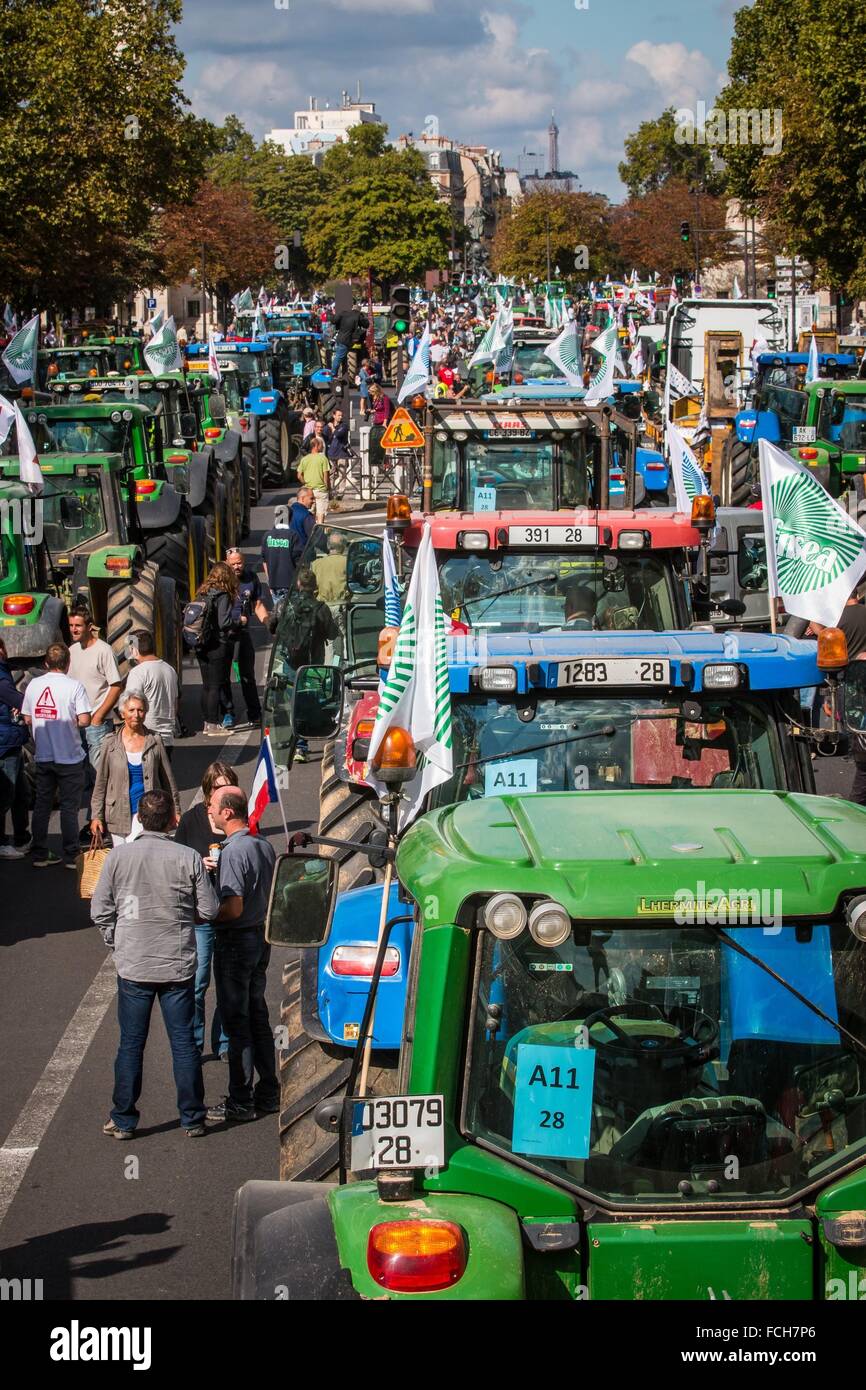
left=156, top=576, right=183, bottom=692
left=721, top=435, right=753, bottom=508
left=201, top=475, right=226, bottom=570
left=144, top=522, right=190, bottom=603
left=318, top=737, right=384, bottom=895
left=278, top=957, right=398, bottom=1182
left=187, top=515, right=207, bottom=597
left=260, top=410, right=291, bottom=490
left=104, top=559, right=160, bottom=681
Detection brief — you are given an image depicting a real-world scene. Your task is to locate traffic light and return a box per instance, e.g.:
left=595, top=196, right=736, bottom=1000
left=680, top=221, right=691, bottom=244
left=766, top=279, right=776, bottom=299
left=390, top=285, right=411, bottom=335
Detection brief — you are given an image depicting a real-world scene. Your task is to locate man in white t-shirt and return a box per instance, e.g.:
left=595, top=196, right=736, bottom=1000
left=22, top=643, right=91, bottom=868
left=125, top=630, right=179, bottom=754
left=68, top=607, right=122, bottom=767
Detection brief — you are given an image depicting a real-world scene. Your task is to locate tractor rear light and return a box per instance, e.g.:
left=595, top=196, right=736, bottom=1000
left=239, top=417, right=250, bottom=431
left=260, top=395, right=275, bottom=403
left=105, top=555, right=131, bottom=572
left=330, top=945, right=400, bottom=978
left=799, top=448, right=819, bottom=461
left=2, top=594, right=34, bottom=616
left=817, top=627, right=849, bottom=670
left=204, top=428, right=221, bottom=440
left=166, top=453, right=188, bottom=463
left=645, top=462, right=667, bottom=471
left=367, top=1221, right=466, bottom=1293
left=135, top=480, right=158, bottom=495
left=351, top=717, right=377, bottom=761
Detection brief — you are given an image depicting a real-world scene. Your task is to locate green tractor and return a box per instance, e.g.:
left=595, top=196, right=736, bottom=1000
left=236, top=780, right=866, bottom=1301
left=787, top=379, right=866, bottom=521
left=0, top=451, right=181, bottom=681
left=41, top=381, right=244, bottom=595
left=0, top=481, right=67, bottom=669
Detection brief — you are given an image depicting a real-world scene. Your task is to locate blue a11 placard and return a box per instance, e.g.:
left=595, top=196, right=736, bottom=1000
left=512, top=1043, right=595, bottom=1161
left=473, top=486, right=497, bottom=512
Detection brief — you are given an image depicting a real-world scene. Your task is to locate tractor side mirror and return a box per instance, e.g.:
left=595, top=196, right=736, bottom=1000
left=842, top=661, right=866, bottom=738
left=208, top=393, right=227, bottom=423
left=179, top=411, right=198, bottom=440
left=291, top=664, right=343, bottom=740
left=59, top=495, right=85, bottom=530
left=716, top=598, right=746, bottom=617
left=265, top=852, right=337, bottom=948
left=346, top=538, right=383, bottom=594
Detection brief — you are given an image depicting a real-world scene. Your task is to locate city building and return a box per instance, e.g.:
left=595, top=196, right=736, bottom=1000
left=267, top=90, right=385, bottom=167
left=396, top=131, right=508, bottom=273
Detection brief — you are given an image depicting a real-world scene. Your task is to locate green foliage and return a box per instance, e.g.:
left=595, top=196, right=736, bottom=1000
left=305, top=125, right=451, bottom=288
left=0, top=0, right=211, bottom=310
left=717, top=0, right=866, bottom=293
left=618, top=109, right=723, bottom=199
left=493, top=191, right=614, bottom=281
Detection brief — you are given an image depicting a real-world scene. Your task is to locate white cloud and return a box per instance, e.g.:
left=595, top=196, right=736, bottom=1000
left=625, top=40, right=720, bottom=108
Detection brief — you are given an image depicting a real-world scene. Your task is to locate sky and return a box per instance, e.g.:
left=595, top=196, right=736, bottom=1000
left=176, top=0, right=748, bottom=199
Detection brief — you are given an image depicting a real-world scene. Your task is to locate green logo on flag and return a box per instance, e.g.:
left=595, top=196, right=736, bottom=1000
left=146, top=335, right=178, bottom=369
left=771, top=470, right=864, bottom=592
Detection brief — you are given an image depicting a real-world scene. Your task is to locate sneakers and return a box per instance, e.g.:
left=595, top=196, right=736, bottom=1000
left=184, top=1123, right=207, bottom=1138
left=64, top=859, right=78, bottom=871
left=0, top=844, right=26, bottom=860
left=222, top=714, right=236, bottom=730
left=103, top=1118, right=135, bottom=1140
left=202, top=723, right=225, bottom=738
left=206, top=1099, right=257, bottom=1123
left=32, top=850, right=62, bottom=868
left=293, top=747, right=309, bottom=764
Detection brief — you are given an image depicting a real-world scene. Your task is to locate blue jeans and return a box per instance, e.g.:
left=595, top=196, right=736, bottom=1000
left=213, top=926, right=278, bottom=1111
left=331, top=342, right=349, bottom=376
left=194, top=924, right=228, bottom=1056
left=112, top=976, right=205, bottom=1131
left=0, top=749, right=28, bottom=846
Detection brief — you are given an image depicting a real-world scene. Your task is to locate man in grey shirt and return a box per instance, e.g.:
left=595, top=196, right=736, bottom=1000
left=205, top=787, right=278, bottom=1123
left=124, top=629, right=179, bottom=753
left=91, top=790, right=220, bottom=1138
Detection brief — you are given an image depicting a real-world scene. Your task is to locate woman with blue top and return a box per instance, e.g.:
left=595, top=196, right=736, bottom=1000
left=90, top=691, right=179, bottom=844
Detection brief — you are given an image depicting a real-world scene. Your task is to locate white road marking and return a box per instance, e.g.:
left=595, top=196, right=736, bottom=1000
left=0, top=955, right=117, bottom=1229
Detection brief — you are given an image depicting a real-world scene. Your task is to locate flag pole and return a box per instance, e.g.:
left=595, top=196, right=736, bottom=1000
left=266, top=734, right=292, bottom=851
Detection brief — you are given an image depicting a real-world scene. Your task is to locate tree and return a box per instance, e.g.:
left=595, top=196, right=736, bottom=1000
left=156, top=182, right=281, bottom=325
left=492, top=191, right=614, bottom=282
left=304, top=125, right=451, bottom=289
left=717, top=0, right=866, bottom=293
left=610, top=180, right=733, bottom=280
left=0, top=0, right=211, bottom=312
left=618, top=109, right=723, bottom=200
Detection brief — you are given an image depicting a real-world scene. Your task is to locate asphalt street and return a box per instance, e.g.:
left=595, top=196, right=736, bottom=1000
left=0, top=487, right=361, bottom=1302
left=0, top=485, right=858, bottom=1300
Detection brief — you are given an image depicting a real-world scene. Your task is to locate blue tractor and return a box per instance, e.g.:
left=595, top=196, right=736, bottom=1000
left=721, top=351, right=858, bottom=507
left=186, top=340, right=301, bottom=490
left=275, top=626, right=840, bottom=1179
left=266, top=331, right=336, bottom=415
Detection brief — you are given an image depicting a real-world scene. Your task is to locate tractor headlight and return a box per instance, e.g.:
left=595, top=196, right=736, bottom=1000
left=703, top=664, right=741, bottom=689
left=528, top=900, right=571, bottom=948
left=846, top=895, right=866, bottom=942
left=484, top=894, right=527, bottom=940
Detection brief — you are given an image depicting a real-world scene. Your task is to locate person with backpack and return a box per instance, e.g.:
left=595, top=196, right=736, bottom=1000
left=277, top=570, right=338, bottom=762
left=183, top=564, right=239, bottom=738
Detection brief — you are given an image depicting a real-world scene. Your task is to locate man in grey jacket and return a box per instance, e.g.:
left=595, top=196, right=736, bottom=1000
left=91, top=790, right=220, bottom=1139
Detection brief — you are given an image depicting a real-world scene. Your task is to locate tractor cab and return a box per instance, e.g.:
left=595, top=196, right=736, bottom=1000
left=37, top=345, right=114, bottom=386
left=0, top=480, right=66, bottom=669
left=267, top=332, right=331, bottom=397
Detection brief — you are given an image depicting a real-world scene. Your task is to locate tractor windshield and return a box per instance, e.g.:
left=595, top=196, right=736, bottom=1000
left=431, top=695, right=783, bottom=807
left=756, top=385, right=808, bottom=446
left=216, top=352, right=271, bottom=391
left=439, top=551, right=677, bottom=632
left=512, top=343, right=560, bottom=381
left=432, top=434, right=590, bottom=510
left=465, top=920, right=866, bottom=1205
left=40, top=350, right=108, bottom=381
left=219, top=373, right=245, bottom=413
left=272, top=338, right=319, bottom=371
left=29, top=416, right=127, bottom=456
left=39, top=477, right=107, bottom=549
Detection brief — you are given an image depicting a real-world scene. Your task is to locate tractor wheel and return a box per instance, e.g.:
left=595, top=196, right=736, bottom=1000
left=278, top=957, right=398, bottom=1182
left=187, top=515, right=207, bottom=597
left=721, top=435, right=752, bottom=508
left=104, top=559, right=160, bottom=680
left=156, top=576, right=182, bottom=689
left=202, top=477, right=226, bottom=570
left=238, top=450, right=252, bottom=539
left=243, top=443, right=261, bottom=507
left=317, top=388, right=338, bottom=418
left=260, top=415, right=291, bottom=489
left=144, top=524, right=190, bottom=603
left=317, top=737, right=383, bottom=895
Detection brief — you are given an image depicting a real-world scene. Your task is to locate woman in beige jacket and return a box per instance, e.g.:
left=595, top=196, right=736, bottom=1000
left=90, top=691, right=180, bottom=842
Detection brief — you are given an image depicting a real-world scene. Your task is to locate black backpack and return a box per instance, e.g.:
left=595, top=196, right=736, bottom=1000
left=280, top=593, right=320, bottom=667
left=182, top=591, right=216, bottom=651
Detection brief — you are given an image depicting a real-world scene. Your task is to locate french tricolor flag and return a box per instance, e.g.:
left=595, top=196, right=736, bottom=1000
left=248, top=736, right=279, bottom=835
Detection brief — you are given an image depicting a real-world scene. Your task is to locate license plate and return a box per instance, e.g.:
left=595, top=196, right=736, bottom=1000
left=793, top=426, right=816, bottom=444
left=350, top=1094, right=445, bottom=1172
left=508, top=525, right=599, bottom=546
left=556, top=658, right=671, bottom=687
left=487, top=429, right=533, bottom=439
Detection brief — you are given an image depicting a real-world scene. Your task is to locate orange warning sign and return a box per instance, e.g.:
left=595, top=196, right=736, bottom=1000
left=380, top=408, right=424, bottom=451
